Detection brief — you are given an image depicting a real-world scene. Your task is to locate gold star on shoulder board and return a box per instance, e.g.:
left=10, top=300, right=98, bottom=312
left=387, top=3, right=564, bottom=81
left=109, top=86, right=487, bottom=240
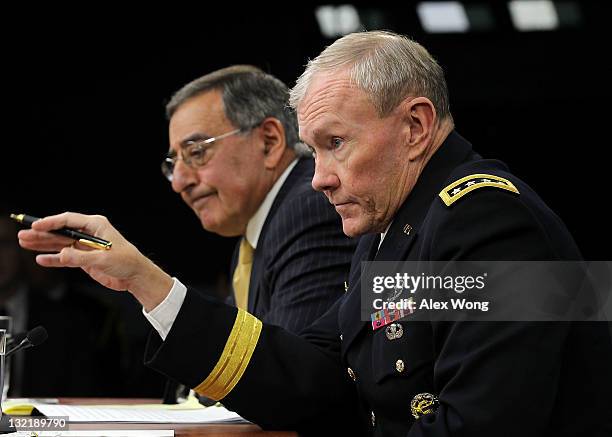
left=439, top=173, right=519, bottom=206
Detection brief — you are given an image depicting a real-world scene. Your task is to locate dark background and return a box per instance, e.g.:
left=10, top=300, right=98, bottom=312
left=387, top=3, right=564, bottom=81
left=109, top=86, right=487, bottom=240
left=2, top=2, right=610, bottom=396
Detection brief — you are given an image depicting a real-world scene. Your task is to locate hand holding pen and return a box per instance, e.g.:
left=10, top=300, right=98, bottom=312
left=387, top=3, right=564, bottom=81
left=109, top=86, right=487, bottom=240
left=12, top=213, right=112, bottom=250
left=16, top=212, right=173, bottom=310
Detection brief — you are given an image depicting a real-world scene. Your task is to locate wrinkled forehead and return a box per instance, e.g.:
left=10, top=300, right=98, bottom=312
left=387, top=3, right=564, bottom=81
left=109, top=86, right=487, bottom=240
left=168, top=90, right=230, bottom=147
left=297, top=72, right=371, bottom=138
left=171, top=90, right=229, bottom=127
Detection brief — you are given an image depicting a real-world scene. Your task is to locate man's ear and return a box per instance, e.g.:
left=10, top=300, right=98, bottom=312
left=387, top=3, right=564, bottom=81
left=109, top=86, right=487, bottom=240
left=258, top=117, right=287, bottom=169
left=399, top=97, right=436, bottom=161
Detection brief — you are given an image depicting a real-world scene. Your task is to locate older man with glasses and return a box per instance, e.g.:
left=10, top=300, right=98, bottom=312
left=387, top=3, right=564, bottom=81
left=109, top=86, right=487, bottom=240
left=153, top=65, right=356, bottom=336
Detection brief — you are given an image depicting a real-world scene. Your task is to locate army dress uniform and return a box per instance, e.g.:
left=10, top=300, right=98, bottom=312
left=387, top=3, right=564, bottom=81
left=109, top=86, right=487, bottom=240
left=145, top=131, right=612, bottom=436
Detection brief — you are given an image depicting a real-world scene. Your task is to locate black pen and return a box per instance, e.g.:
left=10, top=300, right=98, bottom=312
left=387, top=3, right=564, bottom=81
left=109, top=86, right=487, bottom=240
left=10, top=213, right=112, bottom=250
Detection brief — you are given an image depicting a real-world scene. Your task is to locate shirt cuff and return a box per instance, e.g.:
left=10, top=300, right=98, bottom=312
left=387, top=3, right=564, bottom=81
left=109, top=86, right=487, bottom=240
left=142, top=277, right=187, bottom=341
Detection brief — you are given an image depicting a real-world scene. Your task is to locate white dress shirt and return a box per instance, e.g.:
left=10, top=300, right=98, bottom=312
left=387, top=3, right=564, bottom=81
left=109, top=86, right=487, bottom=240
left=143, top=160, right=298, bottom=340
left=378, top=221, right=393, bottom=250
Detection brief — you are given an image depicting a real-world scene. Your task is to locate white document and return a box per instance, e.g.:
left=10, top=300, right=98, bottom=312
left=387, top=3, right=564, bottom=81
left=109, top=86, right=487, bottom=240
left=31, top=404, right=247, bottom=424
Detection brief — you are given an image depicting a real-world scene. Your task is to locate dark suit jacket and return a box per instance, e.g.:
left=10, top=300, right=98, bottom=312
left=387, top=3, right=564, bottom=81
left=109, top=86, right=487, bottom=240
left=230, top=157, right=357, bottom=334
left=146, top=132, right=612, bottom=436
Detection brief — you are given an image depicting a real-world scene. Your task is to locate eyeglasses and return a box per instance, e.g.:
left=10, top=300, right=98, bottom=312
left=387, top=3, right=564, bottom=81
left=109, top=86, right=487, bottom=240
left=161, top=127, right=247, bottom=182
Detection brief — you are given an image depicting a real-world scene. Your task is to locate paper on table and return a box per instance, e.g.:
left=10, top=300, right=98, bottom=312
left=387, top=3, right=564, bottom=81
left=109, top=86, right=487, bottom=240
left=3, top=396, right=202, bottom=416
left=31, top=403, right=248, bottom=424
left=70, top=395, right=205, bottom=410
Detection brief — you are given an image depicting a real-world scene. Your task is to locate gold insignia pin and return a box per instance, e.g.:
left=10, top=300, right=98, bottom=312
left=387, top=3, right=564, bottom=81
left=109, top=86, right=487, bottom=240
left=411, top=393, right=439, bottom=419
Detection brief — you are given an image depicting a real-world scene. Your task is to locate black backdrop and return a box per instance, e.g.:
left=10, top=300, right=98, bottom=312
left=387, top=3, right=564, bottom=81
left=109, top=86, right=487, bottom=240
left=4, top=2, right=610, bottom=291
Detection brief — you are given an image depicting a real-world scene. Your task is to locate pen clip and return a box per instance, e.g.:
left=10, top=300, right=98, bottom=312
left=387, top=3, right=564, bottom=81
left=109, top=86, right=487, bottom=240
left=78, top=239, right=112, bottom=250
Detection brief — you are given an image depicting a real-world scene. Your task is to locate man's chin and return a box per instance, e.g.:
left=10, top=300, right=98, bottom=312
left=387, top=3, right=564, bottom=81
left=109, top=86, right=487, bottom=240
left=198, top=215, right=243, bottom=237
left=341, top=217, right=368, bottom=238
left=197, top=214, right=220, bottom=234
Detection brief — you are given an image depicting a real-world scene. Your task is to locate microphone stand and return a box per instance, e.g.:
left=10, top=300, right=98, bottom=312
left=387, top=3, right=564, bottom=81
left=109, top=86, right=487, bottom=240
left=0, top=329, right=16, bottom=434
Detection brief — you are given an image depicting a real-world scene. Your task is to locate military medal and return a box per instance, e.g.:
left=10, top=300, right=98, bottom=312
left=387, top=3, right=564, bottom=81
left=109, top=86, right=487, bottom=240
left=371, top=307, right=406, bottom=330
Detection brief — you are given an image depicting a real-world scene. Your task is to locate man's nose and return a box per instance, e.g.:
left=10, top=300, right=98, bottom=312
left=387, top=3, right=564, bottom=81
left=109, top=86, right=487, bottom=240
left=311, top=156, right=340, bottom=193
left=171, top=159, right=197, bottom=193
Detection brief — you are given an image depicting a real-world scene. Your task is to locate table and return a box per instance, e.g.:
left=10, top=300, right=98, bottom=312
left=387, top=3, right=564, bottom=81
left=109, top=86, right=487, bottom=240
left=59, top=398, right=297, bottom=437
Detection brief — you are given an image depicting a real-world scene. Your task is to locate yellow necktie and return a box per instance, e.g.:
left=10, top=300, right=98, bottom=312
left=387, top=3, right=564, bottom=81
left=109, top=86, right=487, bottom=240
left=233, top=238, right=254, bottom=310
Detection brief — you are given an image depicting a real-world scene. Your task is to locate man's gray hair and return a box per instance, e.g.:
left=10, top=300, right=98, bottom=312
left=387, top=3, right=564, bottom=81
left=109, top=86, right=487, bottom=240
left=167, top=65, right=309, bottom=156
left=290, top=31, right=452, bottom=120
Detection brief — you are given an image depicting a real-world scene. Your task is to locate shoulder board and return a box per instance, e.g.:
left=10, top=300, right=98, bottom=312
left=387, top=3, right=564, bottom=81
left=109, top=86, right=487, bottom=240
left=439, top=173, right=519, bottom=207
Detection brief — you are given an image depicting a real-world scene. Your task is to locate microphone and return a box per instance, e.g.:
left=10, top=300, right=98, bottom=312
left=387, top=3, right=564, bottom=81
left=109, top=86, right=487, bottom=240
left=6, top=331, right=26, bottom=348
left=5, top=326, right=48, bottom=357
left=0, top=327, right=46, bottom=434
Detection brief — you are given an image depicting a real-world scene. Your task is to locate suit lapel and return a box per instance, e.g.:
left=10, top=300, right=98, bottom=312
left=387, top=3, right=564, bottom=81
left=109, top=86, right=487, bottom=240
left=247, top=158, right=313, bottom=312
left=248, top=245, right=264, bottom=312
